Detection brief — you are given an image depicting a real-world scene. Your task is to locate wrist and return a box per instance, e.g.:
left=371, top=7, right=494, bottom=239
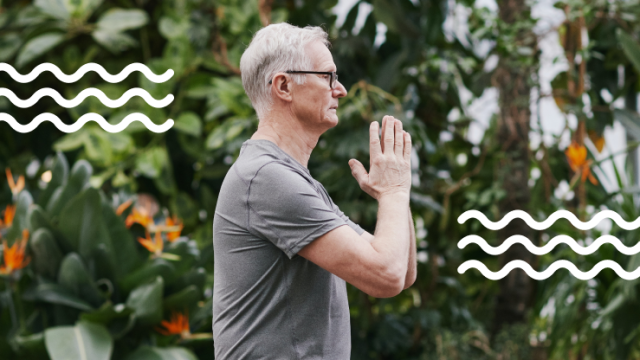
left=377, top=190, right=410, bottom=203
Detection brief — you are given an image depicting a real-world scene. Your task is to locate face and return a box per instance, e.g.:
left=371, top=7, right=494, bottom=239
left=289, top=40, right=347, bottom=130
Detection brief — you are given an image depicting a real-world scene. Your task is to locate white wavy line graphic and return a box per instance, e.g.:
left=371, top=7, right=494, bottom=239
left=0, top=112, right=173, bottom=133
left=458, top=209, right=640, bottom=230
left=0, top=88, right=173, bottom=108
left=458, top=259, right=640, bottom=280
left=458, top=234, right=640, bottom=255
left=0, top=63, right=173, bottom=83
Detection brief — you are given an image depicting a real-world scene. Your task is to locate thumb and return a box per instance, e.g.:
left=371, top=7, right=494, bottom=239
left=349, top=159, right=368, bottom=184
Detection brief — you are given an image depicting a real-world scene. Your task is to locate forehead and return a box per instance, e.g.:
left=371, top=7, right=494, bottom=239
left=305, top=40, right=335, bottom=70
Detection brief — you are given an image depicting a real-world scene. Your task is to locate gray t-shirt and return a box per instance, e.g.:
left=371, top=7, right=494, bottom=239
left=212, top=139, right=364, bottom=360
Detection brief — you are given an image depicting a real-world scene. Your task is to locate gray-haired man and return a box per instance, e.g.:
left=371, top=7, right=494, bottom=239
left=212, top=23, right=417, bottom=359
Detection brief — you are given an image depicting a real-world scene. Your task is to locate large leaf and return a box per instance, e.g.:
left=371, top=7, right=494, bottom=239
left=92, top=30, right=137, bottom=53
left=120, top=259, right=175, bottom=292
left=29, top=228, right=63, bottom=279
left=46, top=160, right=92, bottom=216
left=99, top=197, right=138, bottom=278
left=0, top=33, right=22, bottom=61
left=126, top=276, right=163, bottom=326
left=23, top=283, right=93, bottom=311
left=96, top=9, right=148, bottom=32
left=123, top=346, right=198, bottom=360
left=45, top=321, right=112, bottom=360
left=58, top=253, right=103, bottom=307
left=618, top=29, right=640, bottom=74
left=16, top=33, right=65, bottom=68
left=173, top=112, right=202, bottom=136
left=57, top=188, right=110, bottom=259
left=34, top=0, right=69, bottom=20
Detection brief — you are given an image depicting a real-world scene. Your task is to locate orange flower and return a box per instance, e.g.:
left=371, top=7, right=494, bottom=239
left=165, top=216, right=183, bottom=242
left=0, top=205, right=15, bottom=229
left=5, top=168, right=24, bottom=196
left=565, top=142, right=598, bottom=185
left=138, top=231, right=163, bottom=256
left=156, top=311, right=190, bottom=338
left=0, top=229, right=30, bottom=275
left=116, top=199, right=133, bottom=216
left=126, top=207, right=154, bottom=229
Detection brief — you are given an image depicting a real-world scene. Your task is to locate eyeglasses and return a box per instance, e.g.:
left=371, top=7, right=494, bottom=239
left=268, top=70, right=339, bottom=89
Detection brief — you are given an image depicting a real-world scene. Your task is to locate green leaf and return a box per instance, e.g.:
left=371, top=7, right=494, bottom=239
left=0, top=33, right=22, bottom=61
left=163, top=285, right=200, bottom=310
left=45, top=321, right=112, bottom=360
left=81, top=302, right=133, bottom=324
left=96, top=8, right=148, bottom=32
left=618, top=29, right=640, bottom=74
left=34, top=0, right=70, bottom=20
left=120, top=258, right=175, bottom=292
left=135, top=147, right=167, bottom=178
left=173, top=112, right=202, bottom=136
left=57, top=188, right=110, bottom=259
left=126, top=276, right=164, bottom=326
left=92, top=30, right=137, bottom=54
left=67, top=0, right=103, bottom=19
left=123, top=346, right=198, bottom=360
left=46, top=160, right=92, bottom=216
left=16, top=33, right=65, bottom=68
left=58, top=253, right=103, bottom=307
left=100, top=197, right=138, bottom=279
left=30, top=228, right=63, bottom=279
left=24, top=283, right=94, bottom=311
left=158, top=16, right=189, bottom=39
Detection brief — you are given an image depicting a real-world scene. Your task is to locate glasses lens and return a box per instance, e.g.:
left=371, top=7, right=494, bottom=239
left=331, top=73, right=337, bottom=89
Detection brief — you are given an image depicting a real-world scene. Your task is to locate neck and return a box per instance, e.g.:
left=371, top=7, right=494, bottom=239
left=250, top=111, right=321, bottom=168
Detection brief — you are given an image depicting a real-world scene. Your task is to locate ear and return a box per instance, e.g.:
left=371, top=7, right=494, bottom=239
left=272, top=73, right=293, bottom=103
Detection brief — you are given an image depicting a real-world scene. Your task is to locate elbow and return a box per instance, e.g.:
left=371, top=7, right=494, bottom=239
left=403, top=272, right=417, bottom=290
left=366, top=263, right=405, bottom=298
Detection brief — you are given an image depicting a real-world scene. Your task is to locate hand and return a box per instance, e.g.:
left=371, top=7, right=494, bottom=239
left=349, top=116, right=412, bottom=200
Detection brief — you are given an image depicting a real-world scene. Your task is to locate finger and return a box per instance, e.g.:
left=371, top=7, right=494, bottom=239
left=349, top=159, right=369, bottom=185
left=394, top=120, right=404, bottom=158
left=380, top=116, right=388, bottom=153
left=369, top=121, right=382, bottom=158
left=403, top=131, right=412, bottom=163
left=383, top=116, right=395, bottom=155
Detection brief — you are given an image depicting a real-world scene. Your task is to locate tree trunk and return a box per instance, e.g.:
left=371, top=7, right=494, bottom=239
left=492, top=0, right=538, bottom=338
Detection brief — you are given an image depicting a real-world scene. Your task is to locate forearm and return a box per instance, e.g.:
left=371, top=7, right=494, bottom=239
left=404, top=206, right=417, bottom=288
left=371, top=193, right=411, bottom=281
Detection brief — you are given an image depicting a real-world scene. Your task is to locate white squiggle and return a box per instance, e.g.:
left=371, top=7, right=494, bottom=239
left=0, top=88, right=173, bottom=108
left=459, top=234, right=640, bottom=255
left=458, top=209, right=640, bottom=230
left=458, top=259, right=640, bottom=280
left=0, top=63, right=173, bottom=83
left=0, top=112, right=173, bottom=133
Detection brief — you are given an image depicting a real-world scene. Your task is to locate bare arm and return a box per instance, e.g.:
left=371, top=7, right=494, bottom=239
left=298, top=116, right=413, bottom=298
left=360, top=204, right=416, bottom=289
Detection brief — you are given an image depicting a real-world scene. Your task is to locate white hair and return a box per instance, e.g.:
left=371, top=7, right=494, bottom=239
left=239, top=23, right=330, bottom=119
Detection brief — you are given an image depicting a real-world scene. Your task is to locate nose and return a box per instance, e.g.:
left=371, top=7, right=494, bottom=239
left=333, top=80, right=347, bottom=98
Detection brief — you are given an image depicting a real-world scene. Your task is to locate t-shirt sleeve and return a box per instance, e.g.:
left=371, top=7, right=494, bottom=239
left=247, top=162, right=351, bottom=259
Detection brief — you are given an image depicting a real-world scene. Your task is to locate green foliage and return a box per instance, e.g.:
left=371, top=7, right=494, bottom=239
left=0, top=156, right=211, bottom=359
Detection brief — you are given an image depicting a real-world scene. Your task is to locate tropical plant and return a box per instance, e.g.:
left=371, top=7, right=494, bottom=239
left=0, top=154, right=212, bottom=359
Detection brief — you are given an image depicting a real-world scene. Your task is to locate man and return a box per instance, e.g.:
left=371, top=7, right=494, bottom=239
left=212, top=23, right=417, bottom=359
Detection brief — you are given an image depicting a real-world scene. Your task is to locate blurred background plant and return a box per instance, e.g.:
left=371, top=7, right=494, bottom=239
left=2, top=0, right=640, bottom=359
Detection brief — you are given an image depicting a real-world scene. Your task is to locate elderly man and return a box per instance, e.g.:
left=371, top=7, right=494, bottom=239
left=212, top=23, right=417, bottom=359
